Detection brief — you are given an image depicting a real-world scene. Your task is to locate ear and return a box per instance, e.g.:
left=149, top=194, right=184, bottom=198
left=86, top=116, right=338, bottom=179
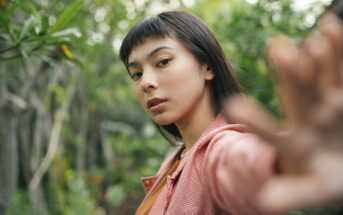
left=204, top=65, right=214, bottom=80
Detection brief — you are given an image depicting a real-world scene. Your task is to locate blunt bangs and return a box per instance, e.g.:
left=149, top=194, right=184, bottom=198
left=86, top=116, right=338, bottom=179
left=119, top=16, right=170, bottom=68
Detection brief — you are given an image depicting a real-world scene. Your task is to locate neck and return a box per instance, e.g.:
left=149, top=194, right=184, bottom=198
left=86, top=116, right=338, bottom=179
left=175, top=88, right=216, bottom=152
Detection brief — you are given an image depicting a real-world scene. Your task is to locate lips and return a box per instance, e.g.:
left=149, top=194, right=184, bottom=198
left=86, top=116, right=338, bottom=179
left=147, top=98, right=167, bottom=109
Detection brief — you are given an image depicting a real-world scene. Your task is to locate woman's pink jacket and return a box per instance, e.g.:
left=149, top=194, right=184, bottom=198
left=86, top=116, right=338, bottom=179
left=139, top=114, right=276, bottom=215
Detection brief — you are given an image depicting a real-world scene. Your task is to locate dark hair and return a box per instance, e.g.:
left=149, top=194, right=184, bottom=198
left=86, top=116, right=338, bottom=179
left=120, top=11, right=240, bottom=144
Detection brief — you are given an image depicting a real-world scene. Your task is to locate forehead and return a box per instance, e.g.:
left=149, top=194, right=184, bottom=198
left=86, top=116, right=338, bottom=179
left=128, top=36, right=186, bottom=63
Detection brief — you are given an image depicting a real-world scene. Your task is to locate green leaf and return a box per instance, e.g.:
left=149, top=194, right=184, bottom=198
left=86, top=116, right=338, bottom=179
left=20, top=15, right=36, bottom=40
left=0, top=33, right=10, bottom=43
left=51, top=28, right=81, bottom=38
left=27, top=28, right=81, bottom=43
left=41, top=16, right=49, bottom=35
left=31, top=52, right=56, bottom=67
left=20, top=48, right=29, bottom=58
left=27, top=35, right=71, bottom=43
left=28, top=2, right=39, bottom=17
left=67, top=57, right=84, bottom=69
left=49, top=1, right=84, bottom=34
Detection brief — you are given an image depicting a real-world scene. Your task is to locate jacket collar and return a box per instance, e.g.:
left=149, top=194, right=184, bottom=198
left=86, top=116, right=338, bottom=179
left=169, top=113, right=229, bottom=179
left=141, top=113, right=230, bottom=194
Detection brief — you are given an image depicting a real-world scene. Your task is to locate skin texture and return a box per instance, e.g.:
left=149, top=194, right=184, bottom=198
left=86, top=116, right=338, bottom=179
left=128, top=36, right=216, bottom=151
left=225, top=12, right=343, bottom=214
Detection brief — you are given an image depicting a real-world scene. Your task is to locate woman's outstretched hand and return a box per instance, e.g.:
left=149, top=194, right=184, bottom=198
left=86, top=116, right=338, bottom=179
left=225, top=12, right=343, bottom=214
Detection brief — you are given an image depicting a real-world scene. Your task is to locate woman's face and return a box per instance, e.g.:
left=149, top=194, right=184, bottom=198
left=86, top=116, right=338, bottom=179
left=128, top=36, right=214, bottom=125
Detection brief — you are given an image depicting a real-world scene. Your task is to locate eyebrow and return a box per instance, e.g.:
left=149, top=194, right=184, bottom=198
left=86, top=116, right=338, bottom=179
left=128, top=46, right=172, bottom=68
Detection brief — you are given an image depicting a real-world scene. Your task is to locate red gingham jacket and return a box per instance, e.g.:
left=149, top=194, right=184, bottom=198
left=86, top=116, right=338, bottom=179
left=140, top=114, right=276, bottom=215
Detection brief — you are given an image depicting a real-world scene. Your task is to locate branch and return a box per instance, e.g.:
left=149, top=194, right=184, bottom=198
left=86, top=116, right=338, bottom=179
left=7, top=92, right=27, bottom=110
left=0, top=44, right=43, bottom=61
left=0, top=36, right=31, bottom=55
left=0, top=53, right=22, bottom=61
left=28, top=70, right=78, bottom=192
left=0, top=44, right=20, bottom=55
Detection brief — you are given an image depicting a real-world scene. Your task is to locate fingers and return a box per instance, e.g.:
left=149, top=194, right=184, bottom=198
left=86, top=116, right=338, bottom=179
left=304, top=19, right=341, bottom=95
left=266, top=36, right=301, bottom=124
left=268, top=36, right=316, bottom=89
left=319, top=12, right=343, bottom=88
left=225, top=94, right=282, bottom=146
left=267, top=36, right=320, bottom=125
left=303, top=13, right=343, bottom=94
left=266, top=13, right=343, bottom=125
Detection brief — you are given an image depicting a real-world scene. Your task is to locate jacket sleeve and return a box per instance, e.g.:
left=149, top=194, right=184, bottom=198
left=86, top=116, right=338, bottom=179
left=205, top=130, right=276, bottom=215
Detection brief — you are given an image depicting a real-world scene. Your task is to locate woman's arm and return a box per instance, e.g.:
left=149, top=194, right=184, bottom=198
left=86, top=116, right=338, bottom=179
left=205, top=130, right=276, bottom=215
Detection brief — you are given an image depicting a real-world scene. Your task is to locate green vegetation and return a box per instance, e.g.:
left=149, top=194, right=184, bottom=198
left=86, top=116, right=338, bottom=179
left=1, top=0, right=340, bottom=214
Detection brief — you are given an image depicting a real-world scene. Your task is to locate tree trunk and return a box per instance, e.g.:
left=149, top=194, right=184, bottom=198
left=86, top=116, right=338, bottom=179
left=0, top=107, right=17, bottom=215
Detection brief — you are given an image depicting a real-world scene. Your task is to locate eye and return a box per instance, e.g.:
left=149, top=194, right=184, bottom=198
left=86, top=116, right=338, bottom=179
left=157, top=59, right=170, bottom=67
left=131, top=72, right=142, bottom=81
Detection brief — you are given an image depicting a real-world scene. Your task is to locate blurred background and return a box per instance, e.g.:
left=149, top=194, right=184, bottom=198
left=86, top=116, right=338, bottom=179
left=0, top=0, right=338, bottom=214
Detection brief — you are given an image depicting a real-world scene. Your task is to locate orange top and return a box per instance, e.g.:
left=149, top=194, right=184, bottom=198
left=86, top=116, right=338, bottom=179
left=135, top=158, right=181, bottom=215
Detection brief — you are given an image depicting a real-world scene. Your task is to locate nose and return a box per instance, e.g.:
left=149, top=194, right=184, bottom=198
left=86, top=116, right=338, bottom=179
left=141, top=70, right=158, bottom=93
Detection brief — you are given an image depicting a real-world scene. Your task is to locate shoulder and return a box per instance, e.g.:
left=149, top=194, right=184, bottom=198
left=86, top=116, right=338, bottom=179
left=209, top=125, right=274, bottom=158
left=204, top=125, right=276, bottom=178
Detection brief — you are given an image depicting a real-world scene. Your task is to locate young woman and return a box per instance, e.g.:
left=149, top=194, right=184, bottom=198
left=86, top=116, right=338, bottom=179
left=119, top=11, right=343, bottom=215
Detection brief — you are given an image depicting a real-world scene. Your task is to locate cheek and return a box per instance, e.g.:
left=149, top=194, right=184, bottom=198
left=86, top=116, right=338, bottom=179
left=165, top=68, right=205, bottom=95
left=165, top=63, right=200, bottom=88
left=165, top=74, right=186, bottom=88
left=132, top=85, right=145, bottom=108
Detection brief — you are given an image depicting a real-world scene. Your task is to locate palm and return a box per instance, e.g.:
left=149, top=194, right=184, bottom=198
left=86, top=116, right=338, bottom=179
left=225, top=13, right=343, bottom=214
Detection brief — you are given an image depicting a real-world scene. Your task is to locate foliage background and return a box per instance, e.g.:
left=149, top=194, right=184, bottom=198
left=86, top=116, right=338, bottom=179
left=1, top=0, right=341, bottom=214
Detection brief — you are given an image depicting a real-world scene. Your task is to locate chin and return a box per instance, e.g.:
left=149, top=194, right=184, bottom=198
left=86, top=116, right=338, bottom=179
left=154, top=118, right=175, bottom=126
left=151, top=113, right=177, bottom=126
